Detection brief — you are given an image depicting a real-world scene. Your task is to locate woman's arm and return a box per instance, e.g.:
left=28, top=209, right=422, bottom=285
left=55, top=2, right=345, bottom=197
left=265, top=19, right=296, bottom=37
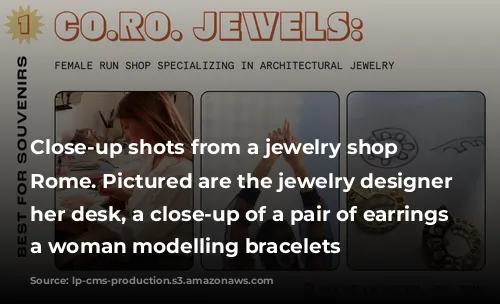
left=223, top=188, right=260, bottom=270
left=293, top=165, right=335, bottom=270
left=224, top=157, right=277, bottom=270
left=280, top=125, right=335, bottom=269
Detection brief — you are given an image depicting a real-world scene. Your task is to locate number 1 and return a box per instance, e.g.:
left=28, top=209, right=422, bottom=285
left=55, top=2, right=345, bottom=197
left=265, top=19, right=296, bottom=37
left=18, top=14, right=30, bottom=35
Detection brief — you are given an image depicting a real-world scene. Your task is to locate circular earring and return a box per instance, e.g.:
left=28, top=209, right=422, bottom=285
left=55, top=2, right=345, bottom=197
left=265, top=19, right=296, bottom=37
left=422, top=205, right=482, bottom=270
left=348, top=184, right=406, bottom=233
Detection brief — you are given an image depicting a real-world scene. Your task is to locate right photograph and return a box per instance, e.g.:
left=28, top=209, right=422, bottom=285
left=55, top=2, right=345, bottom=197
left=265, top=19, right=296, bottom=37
left=346, top=91, right=485, bottom=270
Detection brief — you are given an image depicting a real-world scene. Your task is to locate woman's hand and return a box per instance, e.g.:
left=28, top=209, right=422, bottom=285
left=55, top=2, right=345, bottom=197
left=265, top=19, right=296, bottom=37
left=94, top=177, right=120, bottom=196
left=60, top=196, right=94, bottom=210
left=89, top=175, right=103, bottom=186
left=99, top=184, right=120, bottom=196
left=99, top=183, right=132, bottom=202
left=282, top=120, right=305, bottom=172
left=267, top=128, right=284, bottom=161
left=91, top=175, right=131, bottom=201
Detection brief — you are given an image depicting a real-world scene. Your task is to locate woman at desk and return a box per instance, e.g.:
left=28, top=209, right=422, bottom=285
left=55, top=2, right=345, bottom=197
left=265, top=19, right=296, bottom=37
left=66, top=92, right=193, bottom=270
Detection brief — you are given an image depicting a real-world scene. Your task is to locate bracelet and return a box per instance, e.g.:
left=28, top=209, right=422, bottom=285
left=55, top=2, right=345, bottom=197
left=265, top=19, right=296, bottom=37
left=300, top=188, right=322, bottom=209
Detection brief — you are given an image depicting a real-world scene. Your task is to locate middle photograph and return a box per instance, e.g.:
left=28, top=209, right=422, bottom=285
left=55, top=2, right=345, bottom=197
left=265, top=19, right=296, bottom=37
left=200, top=91, right=340, bottom=271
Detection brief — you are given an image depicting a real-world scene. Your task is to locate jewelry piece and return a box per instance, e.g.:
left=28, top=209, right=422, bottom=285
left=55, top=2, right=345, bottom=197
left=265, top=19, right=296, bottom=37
left=422, top=205, right=482, bottom=270
left=347, top=184, right=406, bottom=233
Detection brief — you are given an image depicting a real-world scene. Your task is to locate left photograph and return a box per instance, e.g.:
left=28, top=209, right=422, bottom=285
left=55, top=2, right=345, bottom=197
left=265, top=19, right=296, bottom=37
left=53, top=91, right=194, bottom=270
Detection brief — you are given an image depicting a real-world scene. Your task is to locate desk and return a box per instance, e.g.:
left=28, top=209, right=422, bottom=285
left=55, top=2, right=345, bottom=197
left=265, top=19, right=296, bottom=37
left=55, top=152, right=141, bottom=237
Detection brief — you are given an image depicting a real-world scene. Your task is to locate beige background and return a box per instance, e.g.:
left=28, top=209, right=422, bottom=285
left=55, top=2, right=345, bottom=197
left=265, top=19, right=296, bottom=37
left=0, top=0, right=497, bottom=290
